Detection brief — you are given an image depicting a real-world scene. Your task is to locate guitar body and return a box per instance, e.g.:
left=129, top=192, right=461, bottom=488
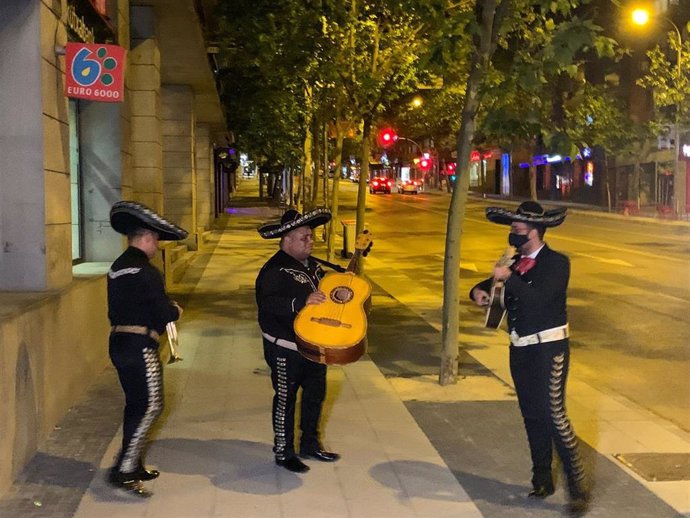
left=294, top=271, right=372, bottom=365
left=483, top=246, right=516, bottom=329
left=484, top=280, right=507, bottom=328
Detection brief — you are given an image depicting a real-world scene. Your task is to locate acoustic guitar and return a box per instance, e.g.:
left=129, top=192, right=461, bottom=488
left=294, top=231, right=373, bottom=365
left=484, top=246, right=516, bottom=329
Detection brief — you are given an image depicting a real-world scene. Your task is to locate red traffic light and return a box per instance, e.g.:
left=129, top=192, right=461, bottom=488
left=419, top=157, right=431, bottom=171
left=446, top=162, right=456, bottom=173
left=377, top=128, right=397, bottom=148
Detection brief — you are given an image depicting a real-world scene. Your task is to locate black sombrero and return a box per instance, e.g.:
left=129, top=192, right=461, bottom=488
left=486, top=201, right=566, bottom=228
left=110, top=201, right=188, bottom=241
left=258, top=208, right=332, bottom=239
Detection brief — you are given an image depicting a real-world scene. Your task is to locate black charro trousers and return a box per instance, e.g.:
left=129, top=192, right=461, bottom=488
left=263, top=338, right=327, bottom=460
left=509, top=338, right=586, bottom=496
left=109, top=333, right=164, bottom=475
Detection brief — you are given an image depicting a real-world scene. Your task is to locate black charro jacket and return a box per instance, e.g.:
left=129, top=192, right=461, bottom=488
left=471, top=244, right=569, bottom=337
left=107, top=246, right=180, bottom=336
left=255, top=250, right=325, bottom=342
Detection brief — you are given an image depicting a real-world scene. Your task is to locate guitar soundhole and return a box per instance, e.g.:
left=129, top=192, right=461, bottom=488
left=330, top=287, right=354, bottom=304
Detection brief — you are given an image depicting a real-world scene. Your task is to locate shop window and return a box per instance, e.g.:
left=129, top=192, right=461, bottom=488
left=69, top=99, right=84, bottom=263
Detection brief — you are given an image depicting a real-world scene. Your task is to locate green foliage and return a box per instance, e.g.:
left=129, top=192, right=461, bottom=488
left=637, top=33, right=690, bottom=126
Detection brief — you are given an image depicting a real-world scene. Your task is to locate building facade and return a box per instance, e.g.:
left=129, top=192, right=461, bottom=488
left=0, top=0, right=226, bottom=496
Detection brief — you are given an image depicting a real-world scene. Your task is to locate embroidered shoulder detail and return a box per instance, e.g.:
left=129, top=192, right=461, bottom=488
left=108, top=267, right=142, bottom=279
left=280, top=267, right=317, bottom=291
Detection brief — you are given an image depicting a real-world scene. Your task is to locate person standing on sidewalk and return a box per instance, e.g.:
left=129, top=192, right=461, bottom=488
left=107, top=201, right=187, bottom=497
left=470, top=201, right=590, bottom=515
left=255, top=208, right=341, bottom=473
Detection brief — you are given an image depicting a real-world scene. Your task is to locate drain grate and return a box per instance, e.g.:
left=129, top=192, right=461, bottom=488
left=613, top=453, right=690, bottom=482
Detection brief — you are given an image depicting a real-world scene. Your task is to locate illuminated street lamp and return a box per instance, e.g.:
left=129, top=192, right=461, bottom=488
left=631, top=7, right=685, bottom=214
left=411, top=96, right=423, bottom=108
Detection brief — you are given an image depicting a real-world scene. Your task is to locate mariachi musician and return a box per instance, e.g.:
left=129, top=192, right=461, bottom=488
left=255, top=208, right=340, bottom=473
left=107, top=201, right=187, bottom=497
left=470, top=201, right=590, bottom=515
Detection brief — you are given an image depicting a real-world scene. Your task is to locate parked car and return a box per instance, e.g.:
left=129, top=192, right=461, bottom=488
left=397, top=179, right=421, bottom=194
left=369, top=177, right=393, bottom=194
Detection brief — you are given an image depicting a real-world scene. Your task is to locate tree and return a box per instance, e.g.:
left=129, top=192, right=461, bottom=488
left=637, top=29, right=690, bottom=213
left=437, top=0, right=618, bottom=385
left=322, top=0, right=430, bottom=241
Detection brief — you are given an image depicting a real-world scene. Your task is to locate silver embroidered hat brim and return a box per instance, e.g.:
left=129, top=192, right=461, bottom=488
left=485, top=203, right=567, bottom=228
left=258, top=208, right=332, bottom=239
left=110, top=201, right=188, bottom=241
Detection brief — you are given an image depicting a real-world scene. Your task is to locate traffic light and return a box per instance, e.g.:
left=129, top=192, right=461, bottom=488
left=446, top=162, right=456, bottom=174
left=377, top=128, right=397, bottom=148
left=419, top=157, right=431, bottom=172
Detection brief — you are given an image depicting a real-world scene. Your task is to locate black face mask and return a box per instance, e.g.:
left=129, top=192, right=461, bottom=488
left=508, top=232, right=529, bottom=249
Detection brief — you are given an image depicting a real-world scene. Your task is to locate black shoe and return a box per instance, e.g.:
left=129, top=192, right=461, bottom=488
left=300, top=449, right=341, bottom=462
left=567, top=497, right=590, bottom=516
left=567, top=490, right=591, bottom=516
left=275, top=456, right=310, bottom=473
left=107, top=470, right=152, bottom=498
left=135, top=467, right=160, bottom=481
left=528, top=485, right=555, bottom=499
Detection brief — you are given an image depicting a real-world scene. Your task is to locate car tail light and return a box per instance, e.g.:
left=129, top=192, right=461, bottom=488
left=387, top=181, right=392, bottom=186
left=373, top=180, right=379, bottom=186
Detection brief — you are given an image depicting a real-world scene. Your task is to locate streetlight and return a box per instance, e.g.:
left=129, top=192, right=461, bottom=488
left=411, top=96, right=423, bottom=108
left=631, top=7, right=685, bottom=215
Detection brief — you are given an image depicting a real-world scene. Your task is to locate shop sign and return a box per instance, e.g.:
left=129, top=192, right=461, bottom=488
left=65, top=43, right=126, bottom=103
left=66, top=4, right=95, bottom=43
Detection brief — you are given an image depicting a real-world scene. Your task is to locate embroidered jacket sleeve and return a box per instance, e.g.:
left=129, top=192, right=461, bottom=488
left=108, top=247, right=180, bottom=334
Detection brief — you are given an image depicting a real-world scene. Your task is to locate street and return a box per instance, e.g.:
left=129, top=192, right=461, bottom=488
left=333, top=182, right=690, bottom=432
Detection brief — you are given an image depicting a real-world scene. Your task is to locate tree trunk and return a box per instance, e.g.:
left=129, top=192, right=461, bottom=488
left=327, top=122, right=346, bottom=261
left=440, top=0, right=505, bottom=386
left=355, top=115, right=372, bottom=269
left=529, top=165, right=538, bottom=200
left=312, top=115, right=322, bottom=207
left=301, top=84, right=314, bottom=212
left=323, top=121, right=329, bottom=207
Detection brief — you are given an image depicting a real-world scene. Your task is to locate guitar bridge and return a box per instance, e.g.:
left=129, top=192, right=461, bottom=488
left=310, top=317, right=352, bottom=328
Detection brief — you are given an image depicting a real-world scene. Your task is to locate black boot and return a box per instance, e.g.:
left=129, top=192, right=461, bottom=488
left=107, top=468, right=152, bottom=498
left=275, top=456, right=310, bottom=473
left=135, top=466, right=160, bottom=481
left=300, top=448, right=340, bottom=462
left=528, top=484, right=555, bottom=499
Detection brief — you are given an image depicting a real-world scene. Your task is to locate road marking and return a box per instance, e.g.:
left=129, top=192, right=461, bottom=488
left=572, top=252, right=634, bottom=267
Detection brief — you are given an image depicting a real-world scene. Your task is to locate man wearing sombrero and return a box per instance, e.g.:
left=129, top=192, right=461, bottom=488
left=255, top=208, right=340, bottom=473
left=470, top=201, right=590, bottom=515
left=107, top=201, right=187, bottom=496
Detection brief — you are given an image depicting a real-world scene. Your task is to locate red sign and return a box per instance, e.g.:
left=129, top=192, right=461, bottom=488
left=65, top=43, right=126, bottom=103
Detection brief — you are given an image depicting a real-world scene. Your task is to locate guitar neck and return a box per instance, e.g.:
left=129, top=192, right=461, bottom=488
left=346, top=250, right=363, bottom=274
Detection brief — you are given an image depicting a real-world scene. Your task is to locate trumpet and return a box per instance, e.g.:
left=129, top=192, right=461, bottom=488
left=166, top=322, right=183, bottom=364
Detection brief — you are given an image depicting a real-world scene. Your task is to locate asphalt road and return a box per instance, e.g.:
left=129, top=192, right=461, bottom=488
left=332, top=181, right=690, bottom=432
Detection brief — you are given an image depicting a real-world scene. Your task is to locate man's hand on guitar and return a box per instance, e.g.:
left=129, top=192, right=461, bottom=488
left=493, top=265, right=512, bottom=281
left=472, top=288, right=491, bottom=307
left=306, top=291, right=327, bottom=306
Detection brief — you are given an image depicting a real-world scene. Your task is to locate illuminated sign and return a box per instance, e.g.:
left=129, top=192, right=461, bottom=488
left=584, top=161, right=594, bottom=186
left=65, top=43, right=126, bottom=102
left=681, top=143, right=690, bottom=161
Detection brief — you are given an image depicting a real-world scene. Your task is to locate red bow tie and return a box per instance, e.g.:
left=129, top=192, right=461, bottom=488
left=514, top=257, right=536, bottom=275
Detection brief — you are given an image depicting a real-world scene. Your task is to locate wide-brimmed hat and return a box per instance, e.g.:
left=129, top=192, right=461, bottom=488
left=258, top=208, right=331, bottom=239
left=486, top=201, right=566, bottom=228
left=110, top=201, right=188, bottom=241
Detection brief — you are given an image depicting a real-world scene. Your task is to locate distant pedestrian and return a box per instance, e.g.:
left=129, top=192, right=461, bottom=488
left=470, top=201, right=590, bottom=515
left=255, top=208, right=341, bottom=473
left=107, top=201, right=187, bottom=497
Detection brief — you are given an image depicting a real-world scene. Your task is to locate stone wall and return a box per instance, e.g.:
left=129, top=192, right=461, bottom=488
left=0, top=276, right=110, bottom=496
